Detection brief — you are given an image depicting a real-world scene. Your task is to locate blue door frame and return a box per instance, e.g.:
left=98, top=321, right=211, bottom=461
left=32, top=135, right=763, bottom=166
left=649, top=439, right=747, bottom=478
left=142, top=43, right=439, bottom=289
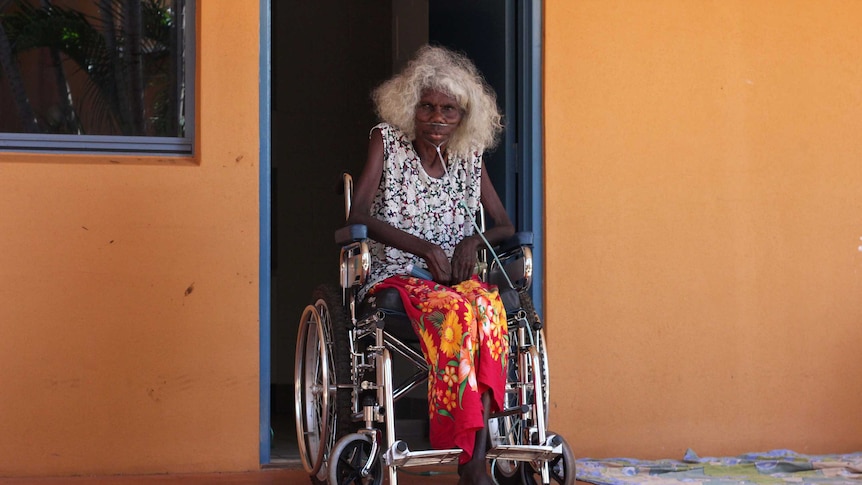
left=257, top=0, right=542, bottom=464
left=258, top=0, right=272, bottom=465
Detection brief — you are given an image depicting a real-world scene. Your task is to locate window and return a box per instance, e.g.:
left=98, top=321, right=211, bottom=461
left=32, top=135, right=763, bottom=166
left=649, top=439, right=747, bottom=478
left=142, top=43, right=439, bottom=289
left=0, top=0, right=194, bottom=155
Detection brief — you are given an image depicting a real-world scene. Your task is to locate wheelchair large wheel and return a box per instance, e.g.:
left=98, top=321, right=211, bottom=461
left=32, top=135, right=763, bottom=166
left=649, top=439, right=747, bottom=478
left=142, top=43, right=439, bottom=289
left=518, top=290, right=550, bottom=425
left=328, top=433, right=383, bottom=485
left=490, top=291, right=552, bottom=484
left=295, top=284, right=354, bottom=482
left=501, top=291, right=550, bottom=429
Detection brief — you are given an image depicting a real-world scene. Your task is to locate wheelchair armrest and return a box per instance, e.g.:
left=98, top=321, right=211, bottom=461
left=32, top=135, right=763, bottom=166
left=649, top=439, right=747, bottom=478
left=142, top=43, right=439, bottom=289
left=488, top=232, right=534, bottom=292
left=335, top=224, right=367, bottom=246
left=494, top=231, right=533, bottom=254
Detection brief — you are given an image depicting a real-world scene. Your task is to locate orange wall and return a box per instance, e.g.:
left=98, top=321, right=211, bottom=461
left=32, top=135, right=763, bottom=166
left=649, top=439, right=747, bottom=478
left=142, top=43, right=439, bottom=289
left=0, top=2, right=261, bottom=477
left=3, top=0, right=860, bottom=477
left=545, top=0, right=862, bottom=459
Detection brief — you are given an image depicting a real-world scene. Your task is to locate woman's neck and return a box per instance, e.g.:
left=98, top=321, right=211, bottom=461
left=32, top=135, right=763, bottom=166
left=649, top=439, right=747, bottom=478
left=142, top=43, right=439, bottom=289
left=413, top=139, right=448, bottom=177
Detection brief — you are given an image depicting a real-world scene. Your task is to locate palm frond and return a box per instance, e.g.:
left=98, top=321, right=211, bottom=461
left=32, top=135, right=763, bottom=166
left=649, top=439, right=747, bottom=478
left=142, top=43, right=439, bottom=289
left=1, top=0, right=178, bottom=136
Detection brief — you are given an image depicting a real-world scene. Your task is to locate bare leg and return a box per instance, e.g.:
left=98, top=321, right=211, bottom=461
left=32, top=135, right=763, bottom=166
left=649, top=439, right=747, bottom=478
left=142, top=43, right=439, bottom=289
left=458, top=392, right=494, bottom=485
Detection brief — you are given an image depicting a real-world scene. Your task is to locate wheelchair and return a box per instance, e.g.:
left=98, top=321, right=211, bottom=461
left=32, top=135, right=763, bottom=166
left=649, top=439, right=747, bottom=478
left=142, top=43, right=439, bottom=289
left=294, top=174, right=575, bottom=485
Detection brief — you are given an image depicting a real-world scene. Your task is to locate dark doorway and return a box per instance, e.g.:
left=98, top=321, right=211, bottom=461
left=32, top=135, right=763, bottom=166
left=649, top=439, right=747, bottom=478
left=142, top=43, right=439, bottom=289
left=429, top=0, right=519, bottom=223
left=269, top=0, right=394, bottom=462
left=267, top=0, right=530, bottom=463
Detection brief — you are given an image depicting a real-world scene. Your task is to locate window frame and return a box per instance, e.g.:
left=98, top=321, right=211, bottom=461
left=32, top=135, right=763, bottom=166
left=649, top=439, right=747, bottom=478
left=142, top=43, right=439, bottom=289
left=0, top=1, right=196, bottom=157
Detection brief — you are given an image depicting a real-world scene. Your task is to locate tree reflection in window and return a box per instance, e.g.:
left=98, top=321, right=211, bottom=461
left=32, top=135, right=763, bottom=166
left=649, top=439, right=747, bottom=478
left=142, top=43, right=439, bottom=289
left=0, top=0, right=188, bottom=138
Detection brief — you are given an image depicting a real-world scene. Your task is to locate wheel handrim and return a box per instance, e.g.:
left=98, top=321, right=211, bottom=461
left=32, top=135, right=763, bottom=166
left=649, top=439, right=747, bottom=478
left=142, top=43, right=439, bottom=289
left=314, top=298, right=340, bottom=472
left=294, top=304, right=333, bottom=475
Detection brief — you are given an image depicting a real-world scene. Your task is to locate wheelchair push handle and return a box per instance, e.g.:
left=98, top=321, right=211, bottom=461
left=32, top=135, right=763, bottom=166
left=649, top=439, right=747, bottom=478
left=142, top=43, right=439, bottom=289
left=339, top=171, right=354, bottom=221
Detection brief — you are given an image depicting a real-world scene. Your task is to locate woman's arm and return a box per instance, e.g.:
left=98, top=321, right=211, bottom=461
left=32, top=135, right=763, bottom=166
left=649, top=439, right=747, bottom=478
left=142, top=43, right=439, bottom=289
left=347, top=129, right=454, bottom=283
left=450, top=167, right=515, bottom=283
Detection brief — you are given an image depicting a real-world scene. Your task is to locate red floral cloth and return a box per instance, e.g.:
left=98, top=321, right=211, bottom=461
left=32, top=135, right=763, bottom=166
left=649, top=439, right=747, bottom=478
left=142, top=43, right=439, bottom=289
left=371, top=275, right=508, bottom=464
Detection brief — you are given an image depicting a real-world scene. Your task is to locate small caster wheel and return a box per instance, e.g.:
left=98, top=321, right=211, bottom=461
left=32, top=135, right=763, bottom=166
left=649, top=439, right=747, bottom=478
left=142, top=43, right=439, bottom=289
left=328, top=433, right=383, bottom=485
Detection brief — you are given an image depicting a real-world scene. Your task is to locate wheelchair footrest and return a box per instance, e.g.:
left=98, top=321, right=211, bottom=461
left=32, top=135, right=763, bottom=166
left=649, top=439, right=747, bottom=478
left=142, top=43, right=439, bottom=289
left=383, top=441, right=462, bottom=468
left=487, top=444, right=560, bottom=462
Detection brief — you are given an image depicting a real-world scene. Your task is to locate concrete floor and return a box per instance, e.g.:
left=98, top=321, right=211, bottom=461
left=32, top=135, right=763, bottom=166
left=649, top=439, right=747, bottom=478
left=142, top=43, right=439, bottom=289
left=0, top=465, right=461, bottom=484
left=0, top=465, right=593, bottom=484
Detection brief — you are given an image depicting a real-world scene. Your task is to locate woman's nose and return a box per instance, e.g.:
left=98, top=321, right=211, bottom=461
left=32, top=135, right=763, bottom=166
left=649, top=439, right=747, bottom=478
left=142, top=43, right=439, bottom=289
left=429, top=108, right=447, bottom=122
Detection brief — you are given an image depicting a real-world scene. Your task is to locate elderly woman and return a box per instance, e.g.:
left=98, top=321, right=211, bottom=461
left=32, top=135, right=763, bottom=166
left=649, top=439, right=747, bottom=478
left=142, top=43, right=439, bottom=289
left=348, top=45, right=514, bottom=485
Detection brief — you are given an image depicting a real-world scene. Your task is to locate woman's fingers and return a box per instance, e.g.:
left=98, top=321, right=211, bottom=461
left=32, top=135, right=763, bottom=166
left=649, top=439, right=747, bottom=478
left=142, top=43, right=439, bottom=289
left=451, top=238, right=480, bottom=283
left=426, top=246, right=452, bottom=284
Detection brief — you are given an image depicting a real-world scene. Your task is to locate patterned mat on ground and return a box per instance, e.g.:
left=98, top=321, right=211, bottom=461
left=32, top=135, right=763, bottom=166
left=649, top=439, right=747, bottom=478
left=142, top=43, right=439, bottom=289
left=576, top=449, right=862, bottom=484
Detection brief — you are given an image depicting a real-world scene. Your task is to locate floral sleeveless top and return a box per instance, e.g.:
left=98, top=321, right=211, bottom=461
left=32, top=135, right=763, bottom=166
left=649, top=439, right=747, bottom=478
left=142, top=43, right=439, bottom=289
left=362, top=122, right=483, bottom=298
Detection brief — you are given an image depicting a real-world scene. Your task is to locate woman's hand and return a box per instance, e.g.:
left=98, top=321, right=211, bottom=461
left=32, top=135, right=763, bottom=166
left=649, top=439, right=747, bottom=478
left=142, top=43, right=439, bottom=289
left=451, top=236, right=481, bottom=284
left=423, top=243, right=453, bottom=285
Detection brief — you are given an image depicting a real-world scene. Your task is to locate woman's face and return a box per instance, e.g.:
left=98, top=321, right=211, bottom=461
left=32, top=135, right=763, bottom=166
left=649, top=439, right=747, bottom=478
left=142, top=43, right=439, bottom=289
left=414, top=89, right=463, bottom=147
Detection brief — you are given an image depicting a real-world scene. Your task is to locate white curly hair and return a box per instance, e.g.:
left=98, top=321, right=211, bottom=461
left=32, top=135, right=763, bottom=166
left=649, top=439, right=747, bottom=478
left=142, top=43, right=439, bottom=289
left=372, top=45, right=503, bottom=158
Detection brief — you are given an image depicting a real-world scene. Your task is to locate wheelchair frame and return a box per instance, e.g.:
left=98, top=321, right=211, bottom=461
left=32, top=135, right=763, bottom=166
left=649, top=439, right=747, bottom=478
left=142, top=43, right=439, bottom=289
left=294, top=174, right=574, bottom=485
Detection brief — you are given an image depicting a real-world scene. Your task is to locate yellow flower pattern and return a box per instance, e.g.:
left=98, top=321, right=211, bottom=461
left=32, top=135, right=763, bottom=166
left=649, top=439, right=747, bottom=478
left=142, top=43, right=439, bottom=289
left=442, top=365, right=458, bottom=387
left=439, top=310, right=464, bottom=358
left=419, top=327, right=438, bottom=371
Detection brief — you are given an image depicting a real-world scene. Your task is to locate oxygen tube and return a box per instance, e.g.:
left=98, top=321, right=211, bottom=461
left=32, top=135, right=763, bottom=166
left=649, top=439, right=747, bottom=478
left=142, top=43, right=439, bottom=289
left=460, top=200, right=515, bottom=290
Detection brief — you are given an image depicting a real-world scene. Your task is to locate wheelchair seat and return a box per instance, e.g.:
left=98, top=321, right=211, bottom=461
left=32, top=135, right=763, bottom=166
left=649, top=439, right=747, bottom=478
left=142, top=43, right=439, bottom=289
left=359, top=287, right=417, bottom=343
